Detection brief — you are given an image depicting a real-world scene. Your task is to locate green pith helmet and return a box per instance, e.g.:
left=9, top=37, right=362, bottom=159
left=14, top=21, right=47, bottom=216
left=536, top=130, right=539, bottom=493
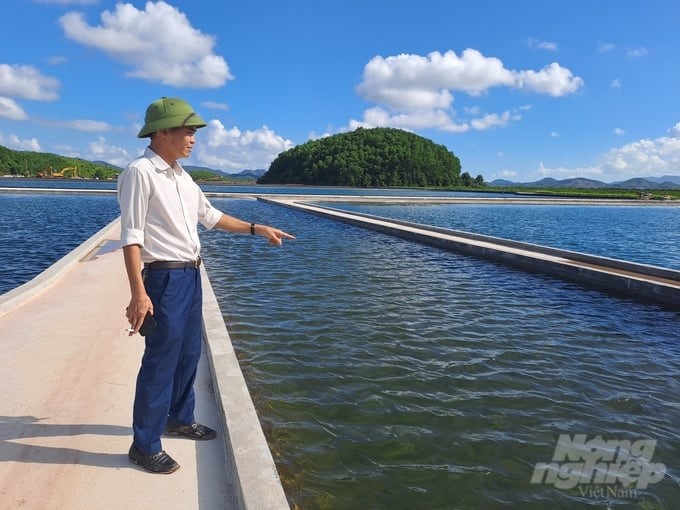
left=137, top=96, right=207, bottom=138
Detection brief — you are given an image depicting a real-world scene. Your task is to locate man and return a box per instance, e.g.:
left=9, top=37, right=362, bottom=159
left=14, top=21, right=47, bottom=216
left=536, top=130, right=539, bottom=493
left=117, top=96, right=294, bottom=474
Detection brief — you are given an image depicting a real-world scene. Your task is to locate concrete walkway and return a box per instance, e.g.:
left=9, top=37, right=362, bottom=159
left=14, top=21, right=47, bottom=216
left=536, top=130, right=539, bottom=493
left=0, top=220, right=286, bottom=509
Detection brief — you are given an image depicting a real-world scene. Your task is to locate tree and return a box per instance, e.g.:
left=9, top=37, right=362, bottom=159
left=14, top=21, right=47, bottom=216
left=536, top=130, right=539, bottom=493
left=258, top=127, right=470, bottom=187
left=0, top=144, right=119, bottom=179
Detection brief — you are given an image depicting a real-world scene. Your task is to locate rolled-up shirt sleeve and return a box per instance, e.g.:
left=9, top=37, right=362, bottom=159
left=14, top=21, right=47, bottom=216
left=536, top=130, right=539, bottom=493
left=197, top=191, right=223, bottom=230
left=117, top=166, right=150, bottom=248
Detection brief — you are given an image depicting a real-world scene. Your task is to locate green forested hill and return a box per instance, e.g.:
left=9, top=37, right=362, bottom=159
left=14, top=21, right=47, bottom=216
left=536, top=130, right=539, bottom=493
left=0, top=145, right=119, bottom=179
left=258, top=127, right=481, bottom=187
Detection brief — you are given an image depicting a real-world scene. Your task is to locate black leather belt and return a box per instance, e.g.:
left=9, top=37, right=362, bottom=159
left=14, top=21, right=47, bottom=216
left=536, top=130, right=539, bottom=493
left=144, top=257, right=201, bottom=270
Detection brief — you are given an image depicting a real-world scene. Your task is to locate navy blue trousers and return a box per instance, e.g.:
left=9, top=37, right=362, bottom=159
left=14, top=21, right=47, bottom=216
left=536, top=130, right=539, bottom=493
left=132, top=267, right=203, bottom=455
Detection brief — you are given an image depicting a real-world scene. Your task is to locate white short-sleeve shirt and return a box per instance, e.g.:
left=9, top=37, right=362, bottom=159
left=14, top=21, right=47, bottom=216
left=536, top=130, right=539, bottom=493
left=117, top=147, right=223, bottom=263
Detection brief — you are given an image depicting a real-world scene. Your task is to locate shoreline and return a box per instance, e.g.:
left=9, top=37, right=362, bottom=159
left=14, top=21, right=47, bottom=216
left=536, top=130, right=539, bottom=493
left=1, top=185, right=680, bottom=206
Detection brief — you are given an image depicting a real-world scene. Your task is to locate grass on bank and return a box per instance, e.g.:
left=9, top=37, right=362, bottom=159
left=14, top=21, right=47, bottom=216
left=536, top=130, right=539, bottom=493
left=433, top=185, right=679, bottom=201
left=496, top=187, right=680, bottom=200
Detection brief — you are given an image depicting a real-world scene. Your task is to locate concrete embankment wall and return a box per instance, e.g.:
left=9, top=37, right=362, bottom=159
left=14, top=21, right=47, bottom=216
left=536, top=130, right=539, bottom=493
left=200, top=265, right=290, bottom=509
left=261, top=198, right=680, bottom=308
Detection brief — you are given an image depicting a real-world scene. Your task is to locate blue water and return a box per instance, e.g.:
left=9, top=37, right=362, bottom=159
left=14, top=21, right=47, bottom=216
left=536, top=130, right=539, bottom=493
left=2, top=190, right=680, bottom=509
left=201, top=199, right=680, bottom=509
left=0, top=178, right=118, bottom=191
left=326, top=202, right=680, bottom=270
left=0, top=193, right=119, bottom=294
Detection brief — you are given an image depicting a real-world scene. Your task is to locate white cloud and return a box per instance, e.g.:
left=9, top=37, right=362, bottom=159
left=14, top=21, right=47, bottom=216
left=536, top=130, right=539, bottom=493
left=366, top=87, right=454, bottom=110
left=0, top=64, right=60, bottom=101
left=349, top=105, right=525, bottom=134
left=349, top=106, right=468, bottom=132
left=348, top=105, right=528, bottom=134
left=47, top=56, right=68, bottom=66
left=495, top=169, right=518, bottom=178
left=353, top=49, right=582, bottom=134
left=614, top=128, right=625, bottom=135
left=550, top=131, right=559, bottom=138
left=598, top=42, right=616, bottom=53
left=536, top=122, right=680, bottom=181
left=0, top=133, right=41, bottom=151
left=41, top=118, right=112, bottom=132
left=513, top=62, right=584, bottom=96
left=527, top=37, right=558, bottom=51
left=70, top=119, right=112, bottom=132
left=0, top=97, right=29, bottom=120
left=52, top=144, right=79, bottom=157
left=50, top=137, right=134, bottom=166
left=599, top=123, right=680, bottom=178
left=308, top=130, right=332, bottom=140
left=59, top=1, right=233, bottom=88
left=611, top=79, right=621, bottom=88
left=357, top=49, right=583, bottom=108
left=202, top=101, right=230, bottom=111
left=536, top=162, right=604, bottom=178
left=627, top=47, right=648, bottom=58
left=470, top=111, right=514, bottom=130
left=197, top=119, right=294, bottom=171
left=357, top=50, right=515, bottom=107
left=85, top=136, right=133, bottom=167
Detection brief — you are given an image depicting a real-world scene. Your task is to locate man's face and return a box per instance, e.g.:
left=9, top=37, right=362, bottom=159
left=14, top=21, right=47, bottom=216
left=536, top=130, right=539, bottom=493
left=166, top=127, right=198, bottom=160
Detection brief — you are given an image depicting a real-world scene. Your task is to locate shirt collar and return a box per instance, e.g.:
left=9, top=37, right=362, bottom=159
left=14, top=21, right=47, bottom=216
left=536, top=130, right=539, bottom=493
left=144, top=146, right=184, bottom=176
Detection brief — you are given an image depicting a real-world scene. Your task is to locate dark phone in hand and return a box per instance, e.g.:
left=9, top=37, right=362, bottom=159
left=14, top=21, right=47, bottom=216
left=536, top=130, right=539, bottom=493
left=139, top=312, right=158, bottom=336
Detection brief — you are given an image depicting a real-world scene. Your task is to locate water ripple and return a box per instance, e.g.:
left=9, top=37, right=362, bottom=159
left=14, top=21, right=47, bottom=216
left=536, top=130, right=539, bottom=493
left=0, top=194, right=119, bottom=294
left=201, top=199, right=680, bottom=509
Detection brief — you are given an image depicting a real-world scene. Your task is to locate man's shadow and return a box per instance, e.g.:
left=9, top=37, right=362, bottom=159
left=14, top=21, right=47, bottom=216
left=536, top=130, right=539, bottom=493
left=0, top=415, right=131, bottom=468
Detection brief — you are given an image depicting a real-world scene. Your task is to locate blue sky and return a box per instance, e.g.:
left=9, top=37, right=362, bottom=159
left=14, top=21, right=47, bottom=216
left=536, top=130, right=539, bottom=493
left=1, top=0, right=678, bottom=182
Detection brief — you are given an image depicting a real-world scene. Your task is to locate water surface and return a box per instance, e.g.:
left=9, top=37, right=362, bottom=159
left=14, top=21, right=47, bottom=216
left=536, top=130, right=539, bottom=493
left=201, top=199, right=680, bottom=509
left=327, top=203, right=680, bottom=270
left=0, top=194, right=119, bottom=294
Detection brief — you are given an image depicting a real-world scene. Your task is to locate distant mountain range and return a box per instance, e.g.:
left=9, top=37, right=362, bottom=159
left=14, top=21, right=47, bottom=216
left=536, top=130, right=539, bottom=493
left=489, top=175, right=680, bottom=190
left=183, top=165, right=266, bottom=180
left=92, top=161, right=266, bottom=181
